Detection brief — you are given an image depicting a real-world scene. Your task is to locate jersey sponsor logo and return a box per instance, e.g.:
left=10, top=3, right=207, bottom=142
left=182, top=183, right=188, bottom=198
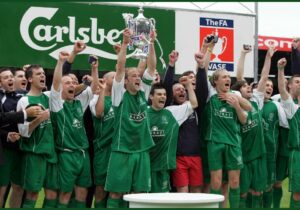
left=151, top=126, right=165, bottom=137
left=39, top=118, right=51, bottom=128
left=104, top=108, right=114, bottom=121
left=241, top=119, right=258, bottom=133
left=72, top=118, right=82, bottom=129
left=129, top=111, right=146, bottom=122
left=214, top=108, right=233, bottom=119
left=200, top=17, right=234, bottom=72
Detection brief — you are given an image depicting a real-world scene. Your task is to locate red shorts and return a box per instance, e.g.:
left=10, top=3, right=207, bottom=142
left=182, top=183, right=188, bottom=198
left=172, top=156, right=203, bottom=187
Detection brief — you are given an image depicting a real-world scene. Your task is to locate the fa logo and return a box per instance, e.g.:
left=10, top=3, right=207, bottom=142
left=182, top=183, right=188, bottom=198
left=199, top=17, right=234, bottom=72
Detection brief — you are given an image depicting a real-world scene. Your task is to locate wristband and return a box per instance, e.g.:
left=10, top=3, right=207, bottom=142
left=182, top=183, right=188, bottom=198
left=207, top=48, right=212, bottom=53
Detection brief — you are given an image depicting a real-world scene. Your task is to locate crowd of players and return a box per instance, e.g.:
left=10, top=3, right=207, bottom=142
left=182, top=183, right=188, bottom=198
left=0, top=29, right=300, bottom=208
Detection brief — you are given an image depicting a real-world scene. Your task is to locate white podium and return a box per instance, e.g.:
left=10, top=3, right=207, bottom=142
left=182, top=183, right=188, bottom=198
left=123, top=193, right=224, bottom=208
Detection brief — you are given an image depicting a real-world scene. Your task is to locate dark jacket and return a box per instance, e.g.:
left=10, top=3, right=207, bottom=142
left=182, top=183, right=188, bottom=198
left=0, top=111, right=25, bottom=165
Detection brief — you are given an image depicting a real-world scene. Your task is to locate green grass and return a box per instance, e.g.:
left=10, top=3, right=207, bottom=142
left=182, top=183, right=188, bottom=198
left=5, top=179, right=291, bottom=208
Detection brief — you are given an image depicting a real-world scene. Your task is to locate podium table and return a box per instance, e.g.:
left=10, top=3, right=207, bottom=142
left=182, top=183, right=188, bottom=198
left=123, top=193, right=224, bottom=208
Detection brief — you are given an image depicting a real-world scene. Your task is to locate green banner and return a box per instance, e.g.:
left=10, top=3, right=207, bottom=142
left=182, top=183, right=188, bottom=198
left=0, top=2, right=175, bottom=72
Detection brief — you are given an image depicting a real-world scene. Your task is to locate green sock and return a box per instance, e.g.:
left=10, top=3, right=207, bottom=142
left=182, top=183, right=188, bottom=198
left=239, top=196, right=246, bottom=208
left=74, top=200, right=86, bottom=208
left=273, top=187, right=283, bottom=208
left=121, top=199, right=128, bottom=208
left=210, top=188, right=222, bottom=195
left=56, top=202, right=68, bottom=208
left=107, top=197, right=122, bottom=208
left=263, top=190, right=273, bottom=208
left=94, top=199, right=106, bottom=208
left=42, top=199, right=57, bottom=208
left=294, top=199, right=300, bottom=208
left=23, top=199, right=36, bottom=208
left=229, top=187, right=240, bottom=208
left=68, top=197, right=76, bottom=208
left=252, top=194, right=262, bottom=208
left=245, top=193, right=252, bottom=208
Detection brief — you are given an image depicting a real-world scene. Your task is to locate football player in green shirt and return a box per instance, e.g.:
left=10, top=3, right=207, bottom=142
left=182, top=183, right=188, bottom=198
left=104, top=28, right=157, bottom=208
left=50, top=51, right=98, bottom=208
left=17, top=65, right=58, bottom=208
left=89, top=71, right=115, bottom=208
left=277, top=57, right=300, bottom=208
left=204, top=68, right=251, bottom=208
left=232, top=44, right=278, bottom=207
left=148, top=68, right=198, bottom=192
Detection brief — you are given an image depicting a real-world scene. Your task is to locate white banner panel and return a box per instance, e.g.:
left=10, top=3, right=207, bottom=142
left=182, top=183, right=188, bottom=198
left=175, top=10, right=255, bottom=78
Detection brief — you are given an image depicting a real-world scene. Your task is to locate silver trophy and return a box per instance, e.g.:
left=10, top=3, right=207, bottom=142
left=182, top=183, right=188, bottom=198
left=122, top=6, right=156, bottom=59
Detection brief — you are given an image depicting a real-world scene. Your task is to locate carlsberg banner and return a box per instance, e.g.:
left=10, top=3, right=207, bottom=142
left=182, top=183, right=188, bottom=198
left=0, top=2, right=255, bottom=77
left=0, top=2, right=175, bottom=71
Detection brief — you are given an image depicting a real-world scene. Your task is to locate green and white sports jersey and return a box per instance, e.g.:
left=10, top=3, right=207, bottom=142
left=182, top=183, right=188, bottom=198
left=204, top=93, right=242, bottom=147
left=17, top=92, right=56, bottom=163
left=262, top=100, right=288, bottom=159
left=90, top=95, right=114, bottom=149
left=111, top=70, right=154, bottom=153
left=281, top=96, right=300, bottom=150
left=50, top=87, right=93, bottom=151
left=241, top=90, right=266, bottom=162
left=272, top=95, right=294, bottom=157
left=148, top=102, right=193, bottom=171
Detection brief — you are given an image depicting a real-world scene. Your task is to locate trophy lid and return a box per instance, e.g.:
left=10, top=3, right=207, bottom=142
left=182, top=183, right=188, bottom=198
left=136, top=6, right=146, bottom=20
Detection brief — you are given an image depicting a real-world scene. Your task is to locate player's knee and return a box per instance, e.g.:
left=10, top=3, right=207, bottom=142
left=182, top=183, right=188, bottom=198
left=293, top=193, right=300, bottom=201
left=45, top=189, right=57, bottom=200
left=26, top=191, right=39, bottom=200
left=109, top=192, right=123, bottom=199
left=11, top=184, right=23, bottom=193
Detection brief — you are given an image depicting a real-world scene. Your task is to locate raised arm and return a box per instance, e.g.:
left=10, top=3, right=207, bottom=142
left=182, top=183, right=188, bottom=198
left=194, top=51, right=208, bottom=114
left=179, top=76, right=198, bottom=109
left=146, top=29, right=157, bottom=77
left=90, top=56, right=100, bottom=94
left=63, top=41, right=86, bottom=75
left=236, top=46, right=252, bottom=82
left=163, top=50, right=178, bottom=106
left=257, top=44, right=277, bottom=92
left=203, top=38, right=215, bottom=73
left=95, top=79, right=106, bottom=118
left=53, top=51, right=70, bottom=91
left=277, top=58, right=289, bottom=101
left=115, top=28, right=131, bottom=82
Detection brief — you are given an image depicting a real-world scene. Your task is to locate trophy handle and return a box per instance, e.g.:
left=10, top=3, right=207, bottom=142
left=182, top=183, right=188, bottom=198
left=149, top=18, right=156, bottom=29
left=221, top=36, right=227, bottom=55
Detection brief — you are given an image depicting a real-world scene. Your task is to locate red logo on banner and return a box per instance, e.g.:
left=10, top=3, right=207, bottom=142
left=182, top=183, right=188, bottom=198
left=258, top=36, right=293, bottom=52
left=200, top=28, right=234, bottom=62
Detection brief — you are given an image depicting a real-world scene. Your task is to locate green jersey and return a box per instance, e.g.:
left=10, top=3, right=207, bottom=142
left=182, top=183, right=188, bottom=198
left=17, top=92, right=56, bottom=163
left=204, top=94, right=242, bottom=147
left=111, top=73, right=154, bottom=153
left=148, top=102, right=193, bottom=171
left=241, top=91, right=266, bottom=162
left=90, top=95, right=115, bottom=149
left=262, top=100, right=288, bottom=159
left=272, top=95, right=294, bottom=157
left=50, top=87, right=93, bottom=151
left=281, top=96, right=300, bottom=150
